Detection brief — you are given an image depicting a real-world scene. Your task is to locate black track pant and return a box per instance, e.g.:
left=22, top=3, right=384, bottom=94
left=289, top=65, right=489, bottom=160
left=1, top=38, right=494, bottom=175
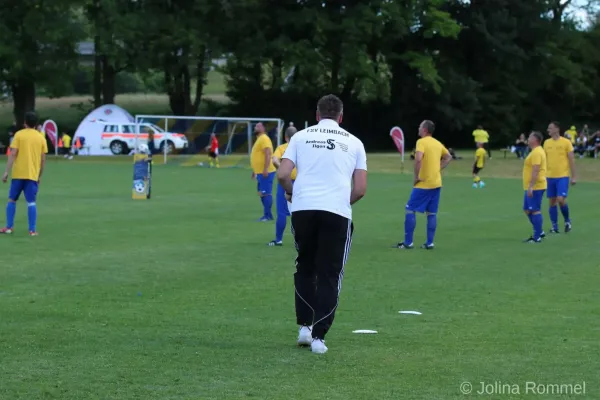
left=291, top=210, right=354, bottom=340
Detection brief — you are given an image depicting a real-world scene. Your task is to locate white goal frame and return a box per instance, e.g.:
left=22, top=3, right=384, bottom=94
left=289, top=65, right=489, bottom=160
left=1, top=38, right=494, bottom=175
left=134, top=115, right=284, bottom=164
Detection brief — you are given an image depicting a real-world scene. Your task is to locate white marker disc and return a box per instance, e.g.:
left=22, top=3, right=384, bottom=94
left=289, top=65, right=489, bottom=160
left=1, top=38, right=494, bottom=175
left=352, top=330, right=378, bottom=334
left=399, top=311, right=422, bottom=315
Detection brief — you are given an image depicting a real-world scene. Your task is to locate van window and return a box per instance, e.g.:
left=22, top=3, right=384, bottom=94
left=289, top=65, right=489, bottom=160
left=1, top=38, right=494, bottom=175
left=142, top=126, right=156, bottom=134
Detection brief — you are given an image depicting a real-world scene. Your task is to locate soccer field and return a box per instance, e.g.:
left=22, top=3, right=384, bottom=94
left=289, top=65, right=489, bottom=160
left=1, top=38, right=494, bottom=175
left=1, top=156, right=599, bottom=399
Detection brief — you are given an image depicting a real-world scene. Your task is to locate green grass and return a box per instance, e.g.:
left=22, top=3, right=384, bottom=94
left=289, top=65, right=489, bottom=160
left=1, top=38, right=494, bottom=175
left=0, top=155, right=599, bottom=399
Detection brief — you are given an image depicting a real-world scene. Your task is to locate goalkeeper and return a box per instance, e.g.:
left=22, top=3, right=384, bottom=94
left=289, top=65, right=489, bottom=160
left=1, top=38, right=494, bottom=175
left=204, top=133, right=220, bottom=168
left=268, top=124, right=297, bottom=246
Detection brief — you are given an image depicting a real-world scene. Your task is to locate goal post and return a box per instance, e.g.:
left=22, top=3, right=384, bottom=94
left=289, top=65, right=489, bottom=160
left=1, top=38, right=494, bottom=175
left=133, top=115, right=284, bottom=165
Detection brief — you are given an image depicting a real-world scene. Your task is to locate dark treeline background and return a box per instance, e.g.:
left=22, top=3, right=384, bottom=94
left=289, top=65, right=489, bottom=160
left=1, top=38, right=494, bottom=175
left=1, top=0, right=599, bottom=149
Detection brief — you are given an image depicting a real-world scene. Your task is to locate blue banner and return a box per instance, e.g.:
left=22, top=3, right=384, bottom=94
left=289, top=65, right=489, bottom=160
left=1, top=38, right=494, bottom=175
left=132, top=154, right=152, bottom=199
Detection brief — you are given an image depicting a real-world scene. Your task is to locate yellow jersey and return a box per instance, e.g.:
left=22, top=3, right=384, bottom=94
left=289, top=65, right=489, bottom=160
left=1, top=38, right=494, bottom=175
left=415, top=136, right=449, bottom=189
left=10, top=128, right=48, bottom=181
left=475, top=148, right=486, bottom=168
left=564, top=129, right=577, bottom=144
left=543, top=137, right=573, bottom=178
left=251, top=134, right=276, bottom=174
left=523, top=146, right=547, bottom=190
left=274, top=143, right=296, bottom=180
left=62, top=134, right=72, bottom=148
left=472, top=129, right=489, bottom=143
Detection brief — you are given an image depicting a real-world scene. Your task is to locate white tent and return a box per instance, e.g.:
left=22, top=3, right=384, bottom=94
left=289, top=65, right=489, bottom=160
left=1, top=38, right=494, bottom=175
left=73, top=104, right=134, bottom=155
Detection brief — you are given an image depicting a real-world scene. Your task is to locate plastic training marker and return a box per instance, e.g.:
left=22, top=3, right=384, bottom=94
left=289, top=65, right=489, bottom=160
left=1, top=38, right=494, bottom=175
left=399, top=311, right=422, bottom=315
left=352, top=330, right=378, bottom=334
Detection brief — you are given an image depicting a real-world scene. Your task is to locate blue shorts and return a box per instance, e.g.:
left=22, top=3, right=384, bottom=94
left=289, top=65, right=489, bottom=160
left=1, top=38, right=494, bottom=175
left=406, top=187, right=441, bottom=214
left=546, top=177, right=569, bottom=198
left=523, top=190, right=545, bottom=212
left=8, top=179, right=38, bottom=202
left=256, top=172, right=275, bottom=195
left=276, top=182, right=293, bottom=216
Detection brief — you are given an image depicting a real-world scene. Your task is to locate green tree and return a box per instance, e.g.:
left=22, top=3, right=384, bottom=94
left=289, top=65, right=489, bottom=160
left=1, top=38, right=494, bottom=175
left=135, top=0, right=224, bottom=116
left=446, top=0, right=598, bottom=144
left=0, top=0, right=85, bottom=125
left=86, top=0, right=147, bottom=107
left=222, top=0, right=459, bottom=119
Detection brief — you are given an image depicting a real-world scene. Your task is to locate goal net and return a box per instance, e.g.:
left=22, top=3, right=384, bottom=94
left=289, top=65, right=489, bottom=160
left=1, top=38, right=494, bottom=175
left=133, top=115, right=284, bottom=167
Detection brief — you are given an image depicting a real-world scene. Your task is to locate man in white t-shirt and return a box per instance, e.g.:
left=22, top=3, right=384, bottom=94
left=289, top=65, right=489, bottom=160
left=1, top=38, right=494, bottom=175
left=278, top=94, right=367, bottom=354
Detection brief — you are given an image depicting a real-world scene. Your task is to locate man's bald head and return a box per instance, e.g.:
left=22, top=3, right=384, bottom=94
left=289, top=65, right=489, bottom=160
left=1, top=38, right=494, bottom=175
left=285, top=126, right=297, bottom=142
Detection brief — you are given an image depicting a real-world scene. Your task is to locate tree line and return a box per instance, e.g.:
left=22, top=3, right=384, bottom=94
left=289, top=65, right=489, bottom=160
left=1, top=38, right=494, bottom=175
left=0, top=0, right=599, bottom=149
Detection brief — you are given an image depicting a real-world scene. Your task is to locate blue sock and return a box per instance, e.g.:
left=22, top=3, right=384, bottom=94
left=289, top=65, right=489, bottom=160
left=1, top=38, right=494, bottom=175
left=6, top=202, right=16, bottom=229
left=27, top=203, right=37, bottom=232
left=532, top=213, right=543, bottom=240
left=549, top=205, right=558, bottom=229
left=263, top=195, right=273, bottom=219
left=404, top=212, right=416, bottom=245
left=527, top=213, right=533, bottom=224
left=560, top=204, right=570, bottom=223
left=260, top=197, right=267, bottom=217
left=426, top=214, right=437, bottom=245
left=275, top=213, right=286, bottom=242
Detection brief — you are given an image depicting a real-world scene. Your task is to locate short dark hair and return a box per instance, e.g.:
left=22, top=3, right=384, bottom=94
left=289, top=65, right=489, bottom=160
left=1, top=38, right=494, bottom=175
left=317, top=94, right=343, bottom=120
left=550, top=121, right=561, bottom=132
left=422, top=120, right=435, bottom=134
left=24, top=111, right=38, bottom=128
left=530, top=131, right=543, bottom=143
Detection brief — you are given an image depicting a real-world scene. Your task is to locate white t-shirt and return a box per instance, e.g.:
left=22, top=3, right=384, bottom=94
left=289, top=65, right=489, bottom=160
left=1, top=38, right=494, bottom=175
left=282, top=119, right=367, bottom=220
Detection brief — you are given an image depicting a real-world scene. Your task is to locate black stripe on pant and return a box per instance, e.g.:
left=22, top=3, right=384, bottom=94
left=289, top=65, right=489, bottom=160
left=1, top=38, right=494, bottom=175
left=291, top=210, right=354, bottom=340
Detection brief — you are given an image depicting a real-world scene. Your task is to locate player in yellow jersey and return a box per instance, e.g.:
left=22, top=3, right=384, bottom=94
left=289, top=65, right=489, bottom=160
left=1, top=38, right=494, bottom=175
left=472, top=143, right=487, bottom=188
left=564, top=125, right=577, bottom=144
left=472, top=125, right=491, bottom=158
left=543, top=121, right=576, bottom=234
left=250, top=122, right=276, bottom=221
left=397, top=120, right=452, bottom=250
left=1, top=112, right=48, bottom=236
left=522, top=131, right=547, bottom=243
left=268, top=124, right=298, bottom=246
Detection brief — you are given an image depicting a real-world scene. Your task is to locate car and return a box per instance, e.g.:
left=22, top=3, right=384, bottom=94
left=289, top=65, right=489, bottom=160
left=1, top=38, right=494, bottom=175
left=100, top=123, right=188, bottom=155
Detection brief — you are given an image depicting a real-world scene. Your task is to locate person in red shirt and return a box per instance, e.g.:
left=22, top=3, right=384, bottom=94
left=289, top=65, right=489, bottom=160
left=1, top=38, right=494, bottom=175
left=205, top=133, right=220, bottom=168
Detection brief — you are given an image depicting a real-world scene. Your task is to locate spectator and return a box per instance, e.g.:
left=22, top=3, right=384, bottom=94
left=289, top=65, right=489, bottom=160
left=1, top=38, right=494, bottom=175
left=514, top=133, right=528, bottom=159
left=581, top=124, right=589, bottom=137
left=575, top=132, right=588, bottom=158
left=59, top=132, right=72, bottom=158
left=590, top=131, right=600, bottom=158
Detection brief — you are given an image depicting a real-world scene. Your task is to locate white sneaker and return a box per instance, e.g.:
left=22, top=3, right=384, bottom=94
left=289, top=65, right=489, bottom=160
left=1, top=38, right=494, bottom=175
left=297, top=325, right=312, bottom=346
left=311, top=338, right=328, bottom=354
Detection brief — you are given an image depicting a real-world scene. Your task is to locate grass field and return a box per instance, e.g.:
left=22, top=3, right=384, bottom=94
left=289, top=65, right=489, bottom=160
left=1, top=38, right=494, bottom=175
left=0, top=155, right=599, bottom=399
